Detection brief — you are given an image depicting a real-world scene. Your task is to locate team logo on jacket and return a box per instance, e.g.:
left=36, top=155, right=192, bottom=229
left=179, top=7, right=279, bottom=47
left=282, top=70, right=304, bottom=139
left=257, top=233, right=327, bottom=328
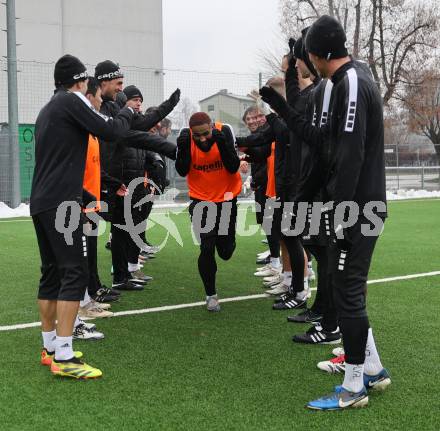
left=192, top=160, right=224, bottom=173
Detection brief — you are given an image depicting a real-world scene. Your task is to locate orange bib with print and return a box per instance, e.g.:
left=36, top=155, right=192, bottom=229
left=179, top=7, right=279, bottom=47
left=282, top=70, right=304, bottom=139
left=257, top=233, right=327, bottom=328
left=83, top=134, right=101, bottom=212
left=265, top=142, right=276, bottom=198
left=187, top=122, right=242, bottom=202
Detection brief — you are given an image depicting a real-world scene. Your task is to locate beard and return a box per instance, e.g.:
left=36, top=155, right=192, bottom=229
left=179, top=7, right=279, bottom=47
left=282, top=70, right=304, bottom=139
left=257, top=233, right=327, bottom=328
left=195, top=137, right=215, bottom=152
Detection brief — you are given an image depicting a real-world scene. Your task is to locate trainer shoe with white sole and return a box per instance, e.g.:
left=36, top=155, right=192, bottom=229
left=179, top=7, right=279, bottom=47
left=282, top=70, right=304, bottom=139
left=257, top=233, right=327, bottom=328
left=112, top=280, right=144, bottom=291
left=272, top=293, right=308, bottom=310
left=317, top=354, right=346, bottom=374
left=263, top=273, right=283, bottom=284
left=92, top=287, right=119, bottom=304
left=257, top=250, right=270, bottom=259
left=332, top=347, right=345, bottom=357
left=293, top=325, right=341, bottom=344
left=254, top=265, right=282, bottom=277
left=364, top=368, right=391, bottom=391
left=76, top=318, right=96, bottom=331
left=307, top=386, right=368, bottom=411
left=206, top=294, right=220, bottom=312
left=78, top=302, right=113, bottom=319
left=265, top=284, right=289, bottom=296
left=73, top=323, right=105, bottom=340
left=130, top=270, right=153, bottom=283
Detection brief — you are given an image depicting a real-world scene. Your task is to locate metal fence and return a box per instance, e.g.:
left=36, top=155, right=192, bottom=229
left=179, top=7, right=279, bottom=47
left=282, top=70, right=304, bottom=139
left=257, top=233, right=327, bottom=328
left=0, top=59, right=439, bottom=206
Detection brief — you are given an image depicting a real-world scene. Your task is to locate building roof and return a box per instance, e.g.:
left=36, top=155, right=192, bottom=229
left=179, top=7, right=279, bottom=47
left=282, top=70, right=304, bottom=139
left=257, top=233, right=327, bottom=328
left=199, top=89, right=255, bottom=104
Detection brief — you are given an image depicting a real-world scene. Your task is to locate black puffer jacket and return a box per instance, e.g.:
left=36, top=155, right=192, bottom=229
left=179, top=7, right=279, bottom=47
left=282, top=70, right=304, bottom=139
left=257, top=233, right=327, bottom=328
left=99, top=93, right=180, bottom=192
left=109, top=131, right=176, bottom=196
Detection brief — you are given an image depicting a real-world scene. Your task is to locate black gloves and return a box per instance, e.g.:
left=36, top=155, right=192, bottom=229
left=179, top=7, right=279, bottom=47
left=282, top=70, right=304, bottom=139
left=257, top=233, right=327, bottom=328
left=235, top=136, right=247, bottom=148
left=288, top=37, right=296, bottom=53
left=211, top=128, right=226, bottom=146
left=168, top=88, right=181, bottom=108
left=115, top=91, right=127, bottom=109
left=259, top=86, right=289, bottom=118
left=265, top=113, right=278, bottom=126
left=177, top=128, right=191, bottom=150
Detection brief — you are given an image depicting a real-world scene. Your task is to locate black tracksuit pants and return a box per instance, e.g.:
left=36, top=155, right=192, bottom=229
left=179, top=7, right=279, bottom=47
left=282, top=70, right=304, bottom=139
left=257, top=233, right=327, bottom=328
left=329, top=216, right=381, bottom=364
left=189, top=198, right=238, bottom=296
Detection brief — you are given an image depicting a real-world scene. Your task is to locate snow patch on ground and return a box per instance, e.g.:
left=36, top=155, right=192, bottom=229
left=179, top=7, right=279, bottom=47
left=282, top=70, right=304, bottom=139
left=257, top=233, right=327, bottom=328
left=1, top=191, right=439, bottom=219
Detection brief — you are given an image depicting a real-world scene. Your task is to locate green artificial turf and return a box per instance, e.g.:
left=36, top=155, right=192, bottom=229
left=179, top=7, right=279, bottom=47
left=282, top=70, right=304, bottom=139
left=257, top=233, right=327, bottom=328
left=0, top=199, right=439, bottom=430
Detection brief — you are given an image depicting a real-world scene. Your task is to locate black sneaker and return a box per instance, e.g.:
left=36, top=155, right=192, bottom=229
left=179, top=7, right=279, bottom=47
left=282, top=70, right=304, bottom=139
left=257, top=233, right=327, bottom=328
left=101, top=285, right=121, bottom=296
left=287, top=309, right=323, bottom=324
left=256, top=256, right=270, bottom=265
left=92, top=288, right=120, bottom=303
left=272, top=293, right=307, bottom=310
left=112, top=280, right=144, bottom=291
left=129, top=271, right=152, bottom=284
left=293, top=324, right=341, bottom=344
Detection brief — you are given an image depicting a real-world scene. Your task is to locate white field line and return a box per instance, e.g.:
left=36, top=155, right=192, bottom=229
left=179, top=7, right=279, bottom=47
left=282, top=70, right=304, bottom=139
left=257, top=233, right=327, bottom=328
left=1, top=270, right=439, bottom=332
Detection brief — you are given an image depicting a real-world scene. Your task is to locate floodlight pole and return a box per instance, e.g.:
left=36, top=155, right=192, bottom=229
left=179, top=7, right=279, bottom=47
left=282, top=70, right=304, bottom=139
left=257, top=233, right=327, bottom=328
left=6, top=0, right=21, bottom=207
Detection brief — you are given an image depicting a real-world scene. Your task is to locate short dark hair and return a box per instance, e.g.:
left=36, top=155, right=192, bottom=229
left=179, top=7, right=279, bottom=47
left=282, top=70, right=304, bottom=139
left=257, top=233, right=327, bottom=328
left=161, top=118, right=172, bottom=129
left=242, top=105, right=262, bottom=123
left=189, top=112, right=212, bottom=128
left=86, top=77, right=100, bottom=97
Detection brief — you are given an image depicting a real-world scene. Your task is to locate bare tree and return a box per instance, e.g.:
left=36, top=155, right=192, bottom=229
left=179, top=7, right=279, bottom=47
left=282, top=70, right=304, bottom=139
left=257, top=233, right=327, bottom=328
left=405, top=70, right=440, bottom=163
left=278, top=0, right=439, bottom=105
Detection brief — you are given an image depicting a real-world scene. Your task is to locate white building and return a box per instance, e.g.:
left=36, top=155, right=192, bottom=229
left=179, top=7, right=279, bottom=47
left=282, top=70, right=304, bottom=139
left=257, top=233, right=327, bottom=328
left=199, top=89, right=255, bottom=137
left=0, top=0, right=164, bottom=123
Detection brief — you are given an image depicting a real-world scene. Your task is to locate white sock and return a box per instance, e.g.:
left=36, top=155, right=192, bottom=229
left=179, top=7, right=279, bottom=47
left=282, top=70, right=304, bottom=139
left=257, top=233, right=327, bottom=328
left=55, top=336, right=74, bottom=361
left=295, top=279, right=310, bottom=300
left=80, top=289, right=91, bottom=308
left=128, top=262, right=139, bottom=272
left=282, top=271, right=292, bottom=286
left=343, top=363, right=365, bottom=393
left=270, top=257, right=281, bottom=268
left=42, top=330, right=56, bottom=352
left=364, top=328, right=384, bottom=376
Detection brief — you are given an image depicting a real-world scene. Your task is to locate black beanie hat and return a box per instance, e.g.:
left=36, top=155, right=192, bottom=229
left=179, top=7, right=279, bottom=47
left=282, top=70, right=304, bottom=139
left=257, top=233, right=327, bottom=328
left=54, top=54, right=88, bottom=87
left=300, top=27, right=319, bottom=77
left=123, top=85, right=143, bottom=102
left=293, top=37, right=304, bottom=60
left=293, top=31, right=319, bottom=78
left=95, top=60, right=124, bottom=81
left=305, top=15, right=348, bottom=60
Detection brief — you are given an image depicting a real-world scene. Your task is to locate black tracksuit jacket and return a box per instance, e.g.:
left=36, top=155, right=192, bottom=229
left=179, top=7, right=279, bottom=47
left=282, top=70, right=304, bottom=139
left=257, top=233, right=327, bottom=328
left=279, top=60, right=387, bottom=215
left=30, top=89, right=134, bottom=216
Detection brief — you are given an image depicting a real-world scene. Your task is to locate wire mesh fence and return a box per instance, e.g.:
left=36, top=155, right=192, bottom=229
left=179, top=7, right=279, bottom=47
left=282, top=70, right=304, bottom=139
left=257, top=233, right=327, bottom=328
left=0, top=59, right=439, bottom=206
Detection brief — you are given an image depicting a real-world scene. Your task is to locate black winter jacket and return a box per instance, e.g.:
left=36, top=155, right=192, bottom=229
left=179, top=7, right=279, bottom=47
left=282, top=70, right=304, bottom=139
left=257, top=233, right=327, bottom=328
left=30, top=89, right=133, bottom=215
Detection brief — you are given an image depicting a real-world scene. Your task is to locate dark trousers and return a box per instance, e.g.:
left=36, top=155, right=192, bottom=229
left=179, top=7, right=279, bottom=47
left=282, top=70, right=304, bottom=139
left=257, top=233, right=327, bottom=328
left=111, top=196, right=131, bottom=282
left=127, top=199, right=152, bottom=265
left=139, top=201, right=154, bottom=249
left=33, top=208, right=88, bottom=301
left=307, top=245, right=338, bottom=331
left=329, top=217, right=381, bottom=364
left=189, top=199, right=237, bottom=296
left=86, top=219, right=102, bottom=296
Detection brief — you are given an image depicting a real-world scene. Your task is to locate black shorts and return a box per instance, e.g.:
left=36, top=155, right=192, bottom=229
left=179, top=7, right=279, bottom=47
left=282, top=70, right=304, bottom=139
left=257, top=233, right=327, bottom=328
left=189, top=198, right=237, bottom=242
left=33, top=208, right=88, bottom=301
